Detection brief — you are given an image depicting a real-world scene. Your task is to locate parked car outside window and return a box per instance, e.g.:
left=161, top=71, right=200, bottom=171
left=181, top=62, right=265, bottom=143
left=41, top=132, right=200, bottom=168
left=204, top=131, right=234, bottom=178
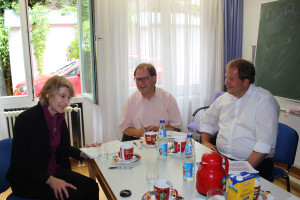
left=13, top=61, right=81, bottom=97
left=13, top=55, right=162, bottom=97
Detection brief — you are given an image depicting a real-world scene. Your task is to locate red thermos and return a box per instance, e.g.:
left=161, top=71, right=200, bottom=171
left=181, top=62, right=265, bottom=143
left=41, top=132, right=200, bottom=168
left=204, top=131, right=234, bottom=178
left=196, top=152, right=229, bottom=195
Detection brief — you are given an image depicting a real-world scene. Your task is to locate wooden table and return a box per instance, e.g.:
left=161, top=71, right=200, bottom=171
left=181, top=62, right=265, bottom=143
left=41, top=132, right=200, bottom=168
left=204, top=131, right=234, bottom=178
left=87, top=140, right=296, bottom=200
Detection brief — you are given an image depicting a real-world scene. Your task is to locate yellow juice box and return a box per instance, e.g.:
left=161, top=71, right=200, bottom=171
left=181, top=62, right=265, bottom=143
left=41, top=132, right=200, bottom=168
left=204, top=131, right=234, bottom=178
left=228, top=172, right=255, bottom=200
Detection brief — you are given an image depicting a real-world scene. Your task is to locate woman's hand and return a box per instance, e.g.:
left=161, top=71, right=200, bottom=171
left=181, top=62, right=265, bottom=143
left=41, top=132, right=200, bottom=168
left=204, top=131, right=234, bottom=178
left=84, top=142, right=101, bottom=147
left=46, top=176, right=77, bottom=200
left=81, top=142, right=102, bottom=158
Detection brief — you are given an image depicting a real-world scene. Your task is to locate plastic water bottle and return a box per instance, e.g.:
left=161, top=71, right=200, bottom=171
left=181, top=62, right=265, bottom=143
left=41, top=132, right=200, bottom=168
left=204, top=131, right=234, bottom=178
left=157, top=137, right=168, bottom=160
left=158, top=119, right=166, bottom=137
left=183, top=133, right=195, bottom=182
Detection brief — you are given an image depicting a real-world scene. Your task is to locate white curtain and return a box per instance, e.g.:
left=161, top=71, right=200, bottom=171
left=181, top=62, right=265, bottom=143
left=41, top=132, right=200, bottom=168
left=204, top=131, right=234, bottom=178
left=94, top=0, right=223, bottom=142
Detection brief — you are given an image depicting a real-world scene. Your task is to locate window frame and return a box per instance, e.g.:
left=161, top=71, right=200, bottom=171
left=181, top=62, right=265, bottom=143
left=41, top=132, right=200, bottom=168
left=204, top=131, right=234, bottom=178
left=1, top=0, right=98, bottom=108
left=1, top=0, right=34, bottom=108
left=77, top=0, right=98, bottom=104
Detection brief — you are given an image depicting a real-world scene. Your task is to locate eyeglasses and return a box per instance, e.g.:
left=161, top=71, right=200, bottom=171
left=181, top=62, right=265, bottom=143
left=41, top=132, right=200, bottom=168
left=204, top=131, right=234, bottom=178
left=134, top=76, right=153, bottom=82
left=57, top=93, right=71, bottom=101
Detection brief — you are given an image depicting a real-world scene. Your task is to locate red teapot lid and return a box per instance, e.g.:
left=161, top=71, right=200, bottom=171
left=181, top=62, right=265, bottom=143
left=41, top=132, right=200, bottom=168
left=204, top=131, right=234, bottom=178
left=201, top=152, right=223, bottom=164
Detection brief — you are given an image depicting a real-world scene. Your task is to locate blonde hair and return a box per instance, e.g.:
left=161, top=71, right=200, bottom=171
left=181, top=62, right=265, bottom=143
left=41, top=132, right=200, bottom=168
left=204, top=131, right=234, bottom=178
left=39, top=75, right=75, bottom=107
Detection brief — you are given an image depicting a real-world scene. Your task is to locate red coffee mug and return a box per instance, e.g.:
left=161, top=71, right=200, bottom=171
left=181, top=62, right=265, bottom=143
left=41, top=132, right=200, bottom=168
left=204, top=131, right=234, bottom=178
left=145, top=132, right=157, bottom=145
left=174, top=138, right=186, bottom=153
left=154, top=179, right=177, bottom=200
left=118, top=144, right=134, bottom=160
left=253, top=179, right=261, bottom=200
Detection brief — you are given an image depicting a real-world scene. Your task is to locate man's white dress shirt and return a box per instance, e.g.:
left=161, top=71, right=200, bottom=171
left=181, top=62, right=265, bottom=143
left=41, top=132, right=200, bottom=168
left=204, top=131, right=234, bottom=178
left=200, top=84, right=280, bottom=160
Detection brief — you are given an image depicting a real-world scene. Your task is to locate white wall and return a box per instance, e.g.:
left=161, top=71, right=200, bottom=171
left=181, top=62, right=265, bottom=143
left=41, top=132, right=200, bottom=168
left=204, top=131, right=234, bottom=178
left=243, top=0, right=300, bottom=168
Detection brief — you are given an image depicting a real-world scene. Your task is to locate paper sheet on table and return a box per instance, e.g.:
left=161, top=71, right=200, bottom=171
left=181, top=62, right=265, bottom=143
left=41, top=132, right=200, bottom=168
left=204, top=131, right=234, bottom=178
left=80, top=140, right=122, bottom=159
left=171, top=131, right=188, bottom=138
left=228, top=160, right=259, bottom=175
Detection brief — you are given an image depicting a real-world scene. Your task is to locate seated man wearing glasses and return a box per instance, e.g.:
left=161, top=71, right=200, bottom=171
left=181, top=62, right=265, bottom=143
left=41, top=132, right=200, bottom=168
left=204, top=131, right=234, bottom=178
left=119, top=63, right=182, bottom=141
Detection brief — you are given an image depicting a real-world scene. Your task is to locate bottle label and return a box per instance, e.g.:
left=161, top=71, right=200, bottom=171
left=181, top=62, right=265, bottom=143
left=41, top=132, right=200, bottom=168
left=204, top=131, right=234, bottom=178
left=159, top=129, right=166, bottom=137
left=184, top=145, right=192, bottom=155
left=183, top=162, right=193, bottom=178
left=158, top=142, right=167, bottom=157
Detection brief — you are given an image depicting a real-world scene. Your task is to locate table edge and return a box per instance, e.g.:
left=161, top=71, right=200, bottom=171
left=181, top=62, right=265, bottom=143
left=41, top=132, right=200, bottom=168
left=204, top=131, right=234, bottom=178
left=87, top=158, right=117, bottom=200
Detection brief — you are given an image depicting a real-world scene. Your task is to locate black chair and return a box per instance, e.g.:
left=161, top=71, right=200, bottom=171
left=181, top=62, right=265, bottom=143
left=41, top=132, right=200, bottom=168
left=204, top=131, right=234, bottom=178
left=122, top=134, right=139, bottom=142
left=187, top=91, right=225, bottom=142
left=0, top=138, right=37, bottom=200
left=268, top=123, right=299, bottom=192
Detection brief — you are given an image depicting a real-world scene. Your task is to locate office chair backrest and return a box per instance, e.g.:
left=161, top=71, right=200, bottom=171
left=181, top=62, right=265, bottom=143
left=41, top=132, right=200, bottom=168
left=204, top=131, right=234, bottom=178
left=0, top=138, right=13, bottom=193
left=212, top=91, right=225, bottom=102
left=272, top=123, right=298, bottom=165
left=188, top=91, right=225, bottom=135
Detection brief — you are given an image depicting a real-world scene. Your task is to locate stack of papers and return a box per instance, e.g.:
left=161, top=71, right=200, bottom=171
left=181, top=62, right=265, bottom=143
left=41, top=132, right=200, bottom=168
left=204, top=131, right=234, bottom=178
left=80, top=140, right=122, bottom=159
left=229, top=160, right=259, bottom=175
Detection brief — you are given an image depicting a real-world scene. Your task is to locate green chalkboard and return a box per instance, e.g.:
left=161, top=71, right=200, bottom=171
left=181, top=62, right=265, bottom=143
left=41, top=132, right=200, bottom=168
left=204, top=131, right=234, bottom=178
left=255, top=0, right=300, bottom=101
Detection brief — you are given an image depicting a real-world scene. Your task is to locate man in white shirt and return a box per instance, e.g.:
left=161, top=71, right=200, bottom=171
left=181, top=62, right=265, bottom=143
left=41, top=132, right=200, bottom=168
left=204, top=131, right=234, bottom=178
left=200, top=58, right=280, bottom=179
left=119, top=63, right=182, bottom=141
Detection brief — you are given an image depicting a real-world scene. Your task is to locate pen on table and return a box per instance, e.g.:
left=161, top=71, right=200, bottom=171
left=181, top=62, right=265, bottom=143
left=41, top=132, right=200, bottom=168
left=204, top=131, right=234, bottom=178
left=138, top=119, right=146, bottom=132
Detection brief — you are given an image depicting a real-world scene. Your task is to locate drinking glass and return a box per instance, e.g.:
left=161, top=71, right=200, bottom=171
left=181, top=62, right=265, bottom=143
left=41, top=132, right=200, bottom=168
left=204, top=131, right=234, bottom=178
left=145, top=156, right=159, bottom=188
left=98, top=143, right=108, bottom=161
left=207, top=188, right=227, bottom=200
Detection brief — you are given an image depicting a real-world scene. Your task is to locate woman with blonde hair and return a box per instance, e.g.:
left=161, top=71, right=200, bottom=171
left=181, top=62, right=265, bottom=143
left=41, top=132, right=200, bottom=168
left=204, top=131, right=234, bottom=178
left=7, top=76, right=99, bottom=200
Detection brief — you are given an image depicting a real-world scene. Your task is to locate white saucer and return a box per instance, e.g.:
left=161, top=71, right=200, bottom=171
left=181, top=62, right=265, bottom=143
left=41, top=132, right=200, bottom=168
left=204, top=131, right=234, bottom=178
left=140, top=139, right=156, bottom=148
left=143, top=143, right=156, bottom=148
left=112, top=153, right=141, bottom=163
left=142, top=191, right=177, bottom=200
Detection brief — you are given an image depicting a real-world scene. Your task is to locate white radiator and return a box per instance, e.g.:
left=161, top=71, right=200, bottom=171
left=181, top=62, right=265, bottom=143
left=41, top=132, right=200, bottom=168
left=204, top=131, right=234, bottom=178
left=4, top=106, right=84, bottom=147
left=4, top=110, right=24, bottom=138
left=64, top=106, right=84, bottom=147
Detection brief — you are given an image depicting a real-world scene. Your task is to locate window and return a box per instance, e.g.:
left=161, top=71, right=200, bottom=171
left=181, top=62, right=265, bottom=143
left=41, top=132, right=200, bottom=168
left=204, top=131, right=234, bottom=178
left=127, top=0, right=202, bottom=92
left=77, top=0, right=97, bottom=103
left=0, top=0, right=97, bottom=105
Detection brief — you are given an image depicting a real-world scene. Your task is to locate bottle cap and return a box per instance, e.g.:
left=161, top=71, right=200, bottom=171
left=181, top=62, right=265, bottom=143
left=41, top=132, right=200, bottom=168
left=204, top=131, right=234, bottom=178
left=187, top=133, right=193, bottom=138
left=160, top=119, right=164, bottom=123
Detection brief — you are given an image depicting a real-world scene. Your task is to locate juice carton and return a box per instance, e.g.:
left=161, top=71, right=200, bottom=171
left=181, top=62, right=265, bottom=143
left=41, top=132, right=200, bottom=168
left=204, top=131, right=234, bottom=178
left=228, top=172, right=256, bottom=200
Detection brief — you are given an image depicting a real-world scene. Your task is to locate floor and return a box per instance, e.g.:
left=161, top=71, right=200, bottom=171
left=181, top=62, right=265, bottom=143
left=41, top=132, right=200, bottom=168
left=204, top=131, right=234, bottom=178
left=1, top=160, right=299, bottom=199
left=0, top=159, right=107, bottom=200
